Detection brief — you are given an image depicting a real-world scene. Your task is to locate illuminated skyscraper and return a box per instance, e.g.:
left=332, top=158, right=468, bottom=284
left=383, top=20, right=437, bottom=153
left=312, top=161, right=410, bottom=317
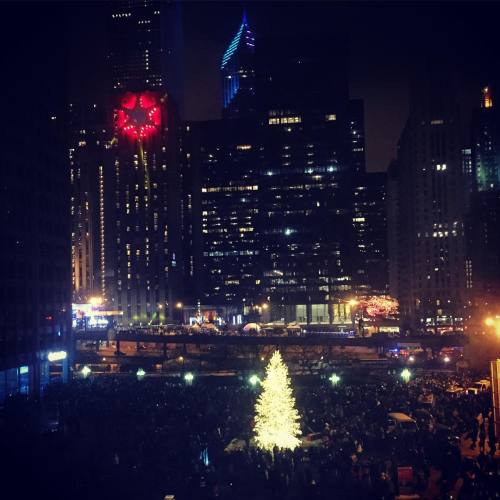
left=107, top=1, right=183, bottom=324
left=352, top=173, right=388, bottom=295
left=71, top=0, right=183, bottom=325
left=466, top=87, right=500, bottom=317
left=69, top=104, right=113, bottom=303
left=221, top=12, right=256, bottom=119
left=258, top=35, right=355, bottom=324
left=474, top=87, right=500, bottom=191
left=184, top=120, right=261, bottom=307
left=109, top=0, right=184, bottom=110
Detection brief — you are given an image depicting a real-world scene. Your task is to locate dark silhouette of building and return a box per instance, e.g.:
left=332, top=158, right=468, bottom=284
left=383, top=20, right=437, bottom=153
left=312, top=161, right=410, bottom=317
left=388, top=63, right=467, bottom=333
left=0, top=4, right=71, bottom=398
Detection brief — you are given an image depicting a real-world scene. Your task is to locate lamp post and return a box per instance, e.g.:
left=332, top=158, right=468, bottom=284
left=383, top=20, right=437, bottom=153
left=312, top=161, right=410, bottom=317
left=348, top=299, right=360, bottom=336
left=175, top=302, right=183, bottom=325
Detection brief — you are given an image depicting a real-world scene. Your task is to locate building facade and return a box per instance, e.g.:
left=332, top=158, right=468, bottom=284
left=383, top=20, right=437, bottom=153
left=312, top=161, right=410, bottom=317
left=352, top=172, right=388, bottom=296
left=185, top=120, right=262, bottom=307
left=71, top=0, right=184, bottom=325
left=388, top=66, right=467, bottom=333
left=70, top=104, right=113, bottom=303
left=257, top=36, right=355, bottom=324
left=0, top=4, right=71, bottom=398
left=466, top=87, right=500, bottom=322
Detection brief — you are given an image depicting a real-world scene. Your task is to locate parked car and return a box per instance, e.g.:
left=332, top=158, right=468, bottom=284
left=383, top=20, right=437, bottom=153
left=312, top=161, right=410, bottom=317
left=387, top=412, right=419, bottom=434
left=466, top=379, right=490, bottom=395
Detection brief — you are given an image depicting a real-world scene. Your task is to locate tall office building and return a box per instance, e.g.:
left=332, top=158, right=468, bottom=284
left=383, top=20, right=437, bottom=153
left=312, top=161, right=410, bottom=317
left=387, top=161, right=400, bottom=300
left=185, top=120, right=261, bottom=307
left=69, top=0, right=184, bottom=324
left=474, top=87, right=500, bottom=192
left=348, top=99, right=389, bottom=296
left=257, top=36, right=355, bottom=324
left=467, top=87, right=500, bottom=317
left=183, top=16, right=260, bottom=310
left=352, top=173, right=388, bottom=295
left=0, top=4, right=71, bottom=398
left=70, top=104, right=113, bottom=303
left=109, top=0, right=184, bottom=111
left=388, top=64, right=467, bottom=333
left=349, top=99, right=366, bottom=174
left=221, top=13, right=256, bottom=119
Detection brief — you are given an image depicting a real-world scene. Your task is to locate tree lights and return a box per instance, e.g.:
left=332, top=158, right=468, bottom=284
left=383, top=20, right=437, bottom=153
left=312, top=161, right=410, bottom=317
left=254, top=351, right=301, bottom=451
left=362, top=295, right=399, bottom=318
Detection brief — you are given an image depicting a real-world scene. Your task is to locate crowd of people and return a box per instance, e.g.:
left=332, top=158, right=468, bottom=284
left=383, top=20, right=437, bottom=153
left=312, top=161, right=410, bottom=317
left=1, top=368, right=498, bottom=500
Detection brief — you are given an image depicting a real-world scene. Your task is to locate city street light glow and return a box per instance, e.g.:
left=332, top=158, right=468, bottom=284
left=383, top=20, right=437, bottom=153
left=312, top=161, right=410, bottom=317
left=176, top=302, right=183, bottom=309
left=400, top=368, right=411, bottom=382
left=81, top=365, right=91, bottom=378
left=184, top=372, right=194, bottom=384
left=443, top=356, right=451, bottom=363
left=484, top=316, right=500, bottom=336
left=329, top=373, right=341, bottom=386
left=137, top=368, right=146, bottom=379
left=249, top=374, right=260, bottom=386
left=89, top=296, right=103, bottom=306
left=47, top=350, right=67, bottom=362
left=408, top=355, right=415, bottom=362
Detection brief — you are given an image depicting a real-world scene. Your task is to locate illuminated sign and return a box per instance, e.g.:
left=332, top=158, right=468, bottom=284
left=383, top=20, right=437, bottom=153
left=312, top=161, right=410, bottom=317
left=48, top=350, right=67, bottom=362
left=116, top=91, right=161, bottom=140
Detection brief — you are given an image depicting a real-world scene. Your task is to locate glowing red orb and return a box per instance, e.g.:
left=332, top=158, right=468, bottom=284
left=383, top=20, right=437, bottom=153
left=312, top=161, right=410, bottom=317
left=116, top=91, right=161, bottom=140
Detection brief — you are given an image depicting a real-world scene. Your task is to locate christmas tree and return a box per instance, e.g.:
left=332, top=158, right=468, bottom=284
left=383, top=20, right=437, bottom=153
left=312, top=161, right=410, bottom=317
left=254, top=350, right=301, bottom=451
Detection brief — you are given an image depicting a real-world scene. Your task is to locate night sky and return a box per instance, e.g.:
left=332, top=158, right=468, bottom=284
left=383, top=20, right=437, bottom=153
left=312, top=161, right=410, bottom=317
left=63, top=1, right=500, bottom=171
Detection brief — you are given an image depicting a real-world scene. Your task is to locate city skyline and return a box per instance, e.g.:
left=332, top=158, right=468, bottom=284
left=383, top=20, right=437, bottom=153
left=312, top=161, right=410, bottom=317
left=68, top=1, right=500, bottom=172
left=2, top=4, right=500, bottom=499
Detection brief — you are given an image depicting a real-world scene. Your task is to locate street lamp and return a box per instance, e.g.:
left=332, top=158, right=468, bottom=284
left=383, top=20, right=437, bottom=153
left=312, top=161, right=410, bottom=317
left=175, top=302, right=184, bottom=325
left=347, top=298, right=362, bottom=336
left=81, top=365, right=91, bottom=378
left=184, top=372, right=194, bottom=385
left=329, top=373, right=341, bottom=386
left=485, top=316, right=500, bottom=336
left=89, top=296, right=103, bottom=306
left=400, top=368, right=411, bottom=383
left=137, top=368, right=146, bottom=380
left=249, top=374, right=261, bottom=386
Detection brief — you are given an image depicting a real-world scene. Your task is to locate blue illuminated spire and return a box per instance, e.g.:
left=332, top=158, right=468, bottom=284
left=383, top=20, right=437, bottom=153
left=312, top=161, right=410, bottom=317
left=221, top=12, right=256, bottom=114
left=221, top=13, right=254, bottom=69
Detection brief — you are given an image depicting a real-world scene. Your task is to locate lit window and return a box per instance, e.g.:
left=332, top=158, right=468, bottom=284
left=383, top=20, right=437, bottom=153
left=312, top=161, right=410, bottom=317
left=325, top=114, right=337, bottom=121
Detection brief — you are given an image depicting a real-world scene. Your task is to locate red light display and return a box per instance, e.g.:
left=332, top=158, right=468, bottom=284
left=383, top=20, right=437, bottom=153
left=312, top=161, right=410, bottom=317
left=116, top=91, right=161, bottom=140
